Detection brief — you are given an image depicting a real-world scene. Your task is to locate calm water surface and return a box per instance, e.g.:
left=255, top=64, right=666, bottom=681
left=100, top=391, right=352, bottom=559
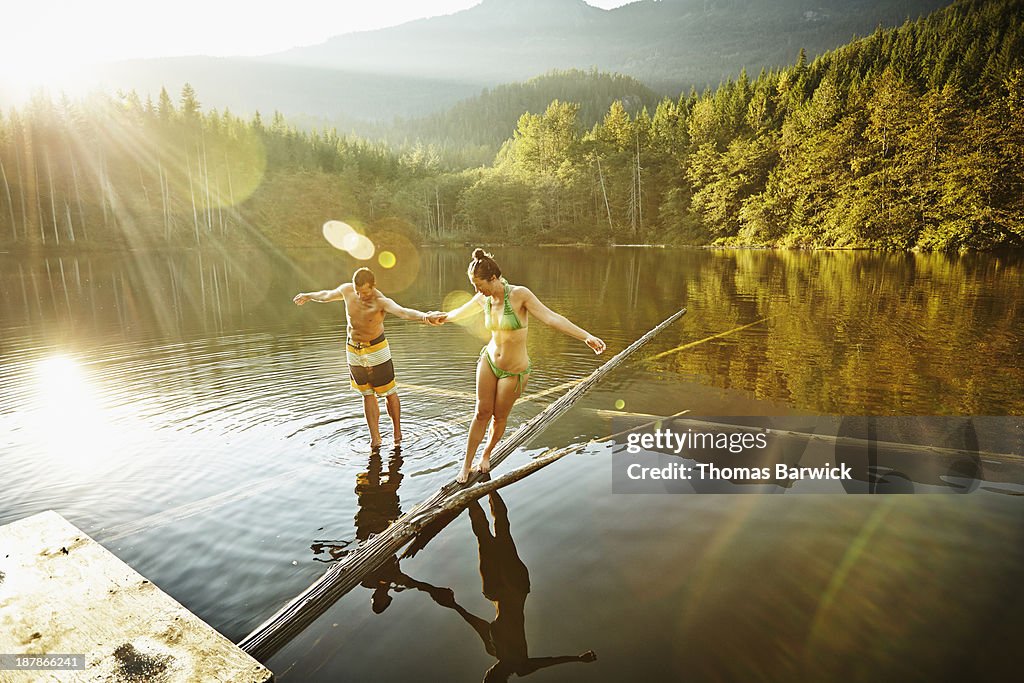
left=1, top=246, right=1022, bottom=681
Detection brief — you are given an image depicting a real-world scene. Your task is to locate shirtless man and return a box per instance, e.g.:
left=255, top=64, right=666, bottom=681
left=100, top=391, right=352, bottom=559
left=294, top=267, right=443, bottom=449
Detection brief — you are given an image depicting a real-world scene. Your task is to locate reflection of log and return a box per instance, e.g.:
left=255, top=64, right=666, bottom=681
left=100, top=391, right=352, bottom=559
left=238, top=308, right=687, bottom=661
left=592, top=412, right=1023, bottom=464
left=594, top=411, right=1024, bottom=490
left=651, top=315, right=775, bottom=359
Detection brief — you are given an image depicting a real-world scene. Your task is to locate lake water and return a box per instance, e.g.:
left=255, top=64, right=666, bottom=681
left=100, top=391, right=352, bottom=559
left=1, top=246, right=1022, bottom=681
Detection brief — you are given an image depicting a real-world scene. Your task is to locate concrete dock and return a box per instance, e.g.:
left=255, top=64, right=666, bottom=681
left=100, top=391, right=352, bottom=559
left=0, top=510, right=272, bottom=682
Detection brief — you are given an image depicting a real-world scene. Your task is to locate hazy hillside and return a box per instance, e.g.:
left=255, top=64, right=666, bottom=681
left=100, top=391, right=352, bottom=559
left=377, top=69, right=663, bottom=166
left=82, top=0, right=951, bottom=125
left=269, top=0, right=953, bottom=90
left=90, top=58, right=483, bottom=125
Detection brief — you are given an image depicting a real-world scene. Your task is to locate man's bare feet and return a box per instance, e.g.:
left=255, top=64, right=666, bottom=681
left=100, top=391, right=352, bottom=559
left=371, top=438, right=383, bottom=450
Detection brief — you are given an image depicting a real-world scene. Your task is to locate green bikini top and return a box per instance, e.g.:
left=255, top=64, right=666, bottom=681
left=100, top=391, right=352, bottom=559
left=483, top=279, right=524, bottom=331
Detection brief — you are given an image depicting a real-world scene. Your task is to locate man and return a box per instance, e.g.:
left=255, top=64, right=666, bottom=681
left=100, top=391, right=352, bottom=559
left=294, top=267, right=442, bottom=449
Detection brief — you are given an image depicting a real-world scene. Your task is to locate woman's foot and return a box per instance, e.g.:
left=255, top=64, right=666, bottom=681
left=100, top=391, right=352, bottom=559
left=479, top=454, right=491, bottom=473
left=457, top=466, right=472, bottom=484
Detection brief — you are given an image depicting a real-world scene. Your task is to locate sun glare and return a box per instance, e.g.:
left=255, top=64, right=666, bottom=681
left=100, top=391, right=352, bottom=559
left=0, top=6, right=102, bottom=96
left=32, top=355, right=113, bottom=466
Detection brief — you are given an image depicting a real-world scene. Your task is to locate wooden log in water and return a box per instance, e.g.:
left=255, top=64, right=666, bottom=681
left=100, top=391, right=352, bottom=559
left=417, top=408, right=692, bottom=520
left=592, top=411, right=1024, bottom=465
left=592, top=411, right=1024, bottom=491
left=238, top=307, right=687, bottom=661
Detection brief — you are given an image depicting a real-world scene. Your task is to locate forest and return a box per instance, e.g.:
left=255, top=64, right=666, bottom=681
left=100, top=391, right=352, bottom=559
left=0, top=0, right=1021, bottom=251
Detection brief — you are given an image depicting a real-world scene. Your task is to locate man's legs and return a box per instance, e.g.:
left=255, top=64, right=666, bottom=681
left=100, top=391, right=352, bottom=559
left=363, top=394, right=382, bottom=449
left=385, top=392, right=401, bottom=445
left=352, top=337, right=399, bottom=449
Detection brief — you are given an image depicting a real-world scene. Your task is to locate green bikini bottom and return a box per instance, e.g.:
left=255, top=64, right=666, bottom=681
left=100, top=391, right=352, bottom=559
left=480, top=347, right=532, bottom=394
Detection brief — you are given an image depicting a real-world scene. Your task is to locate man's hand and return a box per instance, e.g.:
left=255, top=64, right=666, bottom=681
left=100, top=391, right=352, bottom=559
left=424, top=311, right=448, bottom=326
left=293, top=293, right=311, bottom=305
left=584, top=335, right=606, bottom=354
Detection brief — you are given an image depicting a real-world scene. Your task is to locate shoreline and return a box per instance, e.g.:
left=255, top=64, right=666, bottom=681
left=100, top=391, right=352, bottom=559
left=2, top=242, right=1023, bottom=256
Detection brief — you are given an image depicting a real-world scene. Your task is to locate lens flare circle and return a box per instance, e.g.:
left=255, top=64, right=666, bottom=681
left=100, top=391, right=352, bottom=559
left=369, top=231, right=420, bottom=292
left=443, top=290, right=473, bottom=313
left=349, top=235, right=376, bottom=261
left=323, top=220, right=355, bottom=250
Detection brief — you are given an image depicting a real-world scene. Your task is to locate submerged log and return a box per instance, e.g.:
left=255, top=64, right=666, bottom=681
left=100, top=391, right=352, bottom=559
left=238, top=308, right=687, bottom=661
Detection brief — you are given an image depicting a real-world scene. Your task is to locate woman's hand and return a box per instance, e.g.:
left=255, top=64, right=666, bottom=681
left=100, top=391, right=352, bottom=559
left=424, top=311, right=447, bottom=326
left=585, top=335, right=606, bottom=354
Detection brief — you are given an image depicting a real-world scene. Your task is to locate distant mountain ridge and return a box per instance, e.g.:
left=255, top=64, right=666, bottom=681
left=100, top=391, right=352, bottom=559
left=267, top=0, right=953, bottom=89
left=85, top=0, right=952, bottom=125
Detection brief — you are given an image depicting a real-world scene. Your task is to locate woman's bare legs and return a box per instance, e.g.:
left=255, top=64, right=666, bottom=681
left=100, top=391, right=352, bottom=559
left=459, top=357, right=496, bottom=483
left=479, top=373, right=527, bottom=474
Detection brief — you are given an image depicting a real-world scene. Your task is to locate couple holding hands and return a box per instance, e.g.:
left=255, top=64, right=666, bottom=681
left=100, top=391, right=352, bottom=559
left=294, top=248, right=605, bottom=484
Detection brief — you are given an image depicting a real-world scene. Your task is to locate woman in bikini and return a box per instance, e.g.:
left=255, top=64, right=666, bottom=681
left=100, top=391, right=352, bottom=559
left=441, top=249, right=606, bottom=483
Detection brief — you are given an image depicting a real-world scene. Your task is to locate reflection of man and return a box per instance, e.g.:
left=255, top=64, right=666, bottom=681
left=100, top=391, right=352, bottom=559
left=427, top=491, right=597, bottom=682
left=294, top=267, right=443, bottom=448
left=353, top=448, right=404, bottom=542
left=310, top=447, right=413, bottom=612
left=353, top=448, right=407, bottom=613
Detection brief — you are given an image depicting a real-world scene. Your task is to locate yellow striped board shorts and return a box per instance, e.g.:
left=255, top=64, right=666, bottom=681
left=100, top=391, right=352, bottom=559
left=346, top=333, right=397, bottom=397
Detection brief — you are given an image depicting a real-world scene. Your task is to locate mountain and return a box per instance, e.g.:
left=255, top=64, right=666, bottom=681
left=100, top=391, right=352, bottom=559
left=84, top=0, right=951, bottom=125
left=267, top=0, right=953, bottom=90
left=88, top=58, right=483, bottom=126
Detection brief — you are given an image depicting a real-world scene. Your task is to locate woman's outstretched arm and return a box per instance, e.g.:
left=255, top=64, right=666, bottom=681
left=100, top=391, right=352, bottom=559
left=443, top=292, right=486, bottom=323
left=521, top=288, right=606, bottom=354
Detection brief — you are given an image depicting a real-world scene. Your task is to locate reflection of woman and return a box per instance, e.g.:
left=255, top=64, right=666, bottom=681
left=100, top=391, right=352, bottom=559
left=442, top=249, right=606, bottom=482
left=426, top=491, right=597, bottom=682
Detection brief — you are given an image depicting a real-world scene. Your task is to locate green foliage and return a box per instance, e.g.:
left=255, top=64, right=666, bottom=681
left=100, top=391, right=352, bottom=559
left=2, top=1, right=1023, bottom=251
left=378, top=69, right=661, bottom=168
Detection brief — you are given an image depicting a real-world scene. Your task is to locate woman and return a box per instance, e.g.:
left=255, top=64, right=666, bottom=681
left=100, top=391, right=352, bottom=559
left=442, top=249, right=606, bottom=483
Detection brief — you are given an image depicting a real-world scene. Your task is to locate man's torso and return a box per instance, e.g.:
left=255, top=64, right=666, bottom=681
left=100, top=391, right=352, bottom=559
left=343, top=286, right=387, bottom=342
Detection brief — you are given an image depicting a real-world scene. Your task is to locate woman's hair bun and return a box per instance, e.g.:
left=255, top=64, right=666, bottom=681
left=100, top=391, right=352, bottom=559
left=468, top=248, right=501, bottom=279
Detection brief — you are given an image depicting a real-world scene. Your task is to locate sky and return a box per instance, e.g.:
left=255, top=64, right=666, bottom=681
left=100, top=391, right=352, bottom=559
left=1, top=0, right=633, bottom=88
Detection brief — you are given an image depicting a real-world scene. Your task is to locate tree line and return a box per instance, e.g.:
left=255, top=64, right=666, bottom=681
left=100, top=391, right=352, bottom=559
left=1, top=0, right=1021, bottom=251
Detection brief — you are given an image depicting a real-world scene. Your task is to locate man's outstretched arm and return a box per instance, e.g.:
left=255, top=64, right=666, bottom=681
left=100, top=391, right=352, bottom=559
left=381, top=297, right=445, bottom=325
left=293, top=284, right=346, bottom=305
